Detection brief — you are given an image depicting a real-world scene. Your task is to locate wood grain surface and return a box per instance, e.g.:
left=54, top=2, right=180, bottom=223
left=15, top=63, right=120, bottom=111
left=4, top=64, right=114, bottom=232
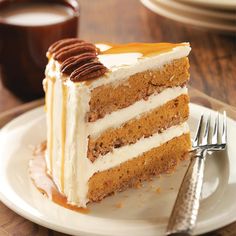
left=0, top=0, right=236, bottom=235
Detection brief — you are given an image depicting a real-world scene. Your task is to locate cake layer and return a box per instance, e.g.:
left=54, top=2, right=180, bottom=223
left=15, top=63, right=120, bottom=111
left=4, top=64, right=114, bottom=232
left=88, top=57, right=189, bottom=122
left=87, top=86, right=187, bottom=138
left=88, top=133, right=191, bottom=202
left=88, top=94, right=189, bottom=162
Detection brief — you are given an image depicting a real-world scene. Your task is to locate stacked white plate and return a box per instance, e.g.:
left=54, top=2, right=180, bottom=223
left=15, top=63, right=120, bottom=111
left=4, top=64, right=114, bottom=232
left=141, top=0, right=236, bottom=33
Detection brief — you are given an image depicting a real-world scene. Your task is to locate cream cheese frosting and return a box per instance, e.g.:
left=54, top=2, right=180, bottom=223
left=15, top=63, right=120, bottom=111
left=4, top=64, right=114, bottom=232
left=44, top=42, right=191, bottom=207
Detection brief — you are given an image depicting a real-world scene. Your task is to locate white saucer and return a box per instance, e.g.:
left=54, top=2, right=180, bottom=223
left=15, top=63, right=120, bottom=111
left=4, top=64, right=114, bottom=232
left=141, top=0, right=236, bottom=33
left=157, top=0, right=236, bottom=21
left=178, top=0, right=236, bottom=10
left=0, top=103, right=236, bottom=236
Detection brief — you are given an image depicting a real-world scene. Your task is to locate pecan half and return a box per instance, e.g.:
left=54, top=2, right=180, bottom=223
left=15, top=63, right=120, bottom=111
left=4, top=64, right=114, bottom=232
left=54, top=42, right=96, bottom=62
left=70, top=61, right=107, bottom=82
left=49, top=38, right=84, bottom=54
left=48, top=38, right=108, bottom=82
left=61, top=52, right=97, bottom=74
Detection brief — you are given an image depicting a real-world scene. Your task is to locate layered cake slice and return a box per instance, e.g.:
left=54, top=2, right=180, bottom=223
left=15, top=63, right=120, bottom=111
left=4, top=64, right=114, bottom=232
left=44, top=38, right=191, bottom=207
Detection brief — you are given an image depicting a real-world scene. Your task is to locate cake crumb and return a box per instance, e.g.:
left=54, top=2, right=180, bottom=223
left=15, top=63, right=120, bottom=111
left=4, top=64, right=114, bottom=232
left=147, top=176, right=153, bottom=181
left=33, top=141, right=46, bottom=156
left=134, top=182, right=142, bottom=189
left=146, top=184, right=154, bottom=191
left=156, top=187, right=161, bottom=193
left=170, top=187, right=174, bottom=190
left=115, top=202, right=123, bottom=208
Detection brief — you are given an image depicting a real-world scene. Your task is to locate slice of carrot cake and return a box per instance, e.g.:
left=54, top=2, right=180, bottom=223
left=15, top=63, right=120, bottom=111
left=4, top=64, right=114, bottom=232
left=44, top=38, right=191, bottom=207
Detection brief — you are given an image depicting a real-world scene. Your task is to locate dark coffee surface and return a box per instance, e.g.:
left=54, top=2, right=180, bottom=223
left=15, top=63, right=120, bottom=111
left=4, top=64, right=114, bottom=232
left=0, top=0, right=79, bottom=100
left=0, top=2, right=74, bottom=26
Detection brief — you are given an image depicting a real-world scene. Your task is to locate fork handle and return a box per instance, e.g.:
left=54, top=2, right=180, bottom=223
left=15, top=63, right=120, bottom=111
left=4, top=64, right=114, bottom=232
left=166, top=149, right=206, bottom=235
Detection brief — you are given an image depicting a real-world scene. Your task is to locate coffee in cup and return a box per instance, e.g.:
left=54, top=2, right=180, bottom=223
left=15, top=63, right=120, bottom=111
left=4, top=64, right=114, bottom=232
left=0, top=0, right=79, bottom=100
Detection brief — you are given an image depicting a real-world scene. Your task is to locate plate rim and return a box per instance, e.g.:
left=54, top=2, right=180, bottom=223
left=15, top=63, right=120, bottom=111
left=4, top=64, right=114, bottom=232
left=140, top=0, right=236, bottom=32
left=153, top=0, right=236, bottom=20
left=178, top=0, right=236, bottom=10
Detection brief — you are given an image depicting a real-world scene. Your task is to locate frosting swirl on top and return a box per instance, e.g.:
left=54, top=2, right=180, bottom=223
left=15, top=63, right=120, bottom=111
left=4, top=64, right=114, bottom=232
left=48, top=38, right=108, bottom=82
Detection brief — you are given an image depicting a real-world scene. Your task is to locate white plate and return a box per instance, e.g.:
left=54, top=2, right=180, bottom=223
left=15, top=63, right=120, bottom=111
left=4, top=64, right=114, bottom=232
left=0, top=103, right=236, bottom=236
left=157, top=0, right=236, bottom=20
left=178, top=0, right=236, bottom=10
left=141, top=0, right=236, bottom=33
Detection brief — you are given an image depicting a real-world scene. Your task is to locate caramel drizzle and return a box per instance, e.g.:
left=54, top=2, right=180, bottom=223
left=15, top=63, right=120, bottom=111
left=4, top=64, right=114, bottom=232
left=100, top=42, right=187, bottom=56
left=61, top=83, right=68, bottom=193
left=49, top=79, right=55, bottom=174
left=48, top=38, right=108, bottom=82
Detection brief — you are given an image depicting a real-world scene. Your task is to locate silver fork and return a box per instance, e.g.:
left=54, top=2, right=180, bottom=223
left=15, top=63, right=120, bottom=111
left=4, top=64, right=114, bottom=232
left=166, top=111, right=227, bottom=235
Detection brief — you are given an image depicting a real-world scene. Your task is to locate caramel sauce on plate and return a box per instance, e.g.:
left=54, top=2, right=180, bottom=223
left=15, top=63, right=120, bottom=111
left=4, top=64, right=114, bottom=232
left=29, top=142, right=89, bottom=214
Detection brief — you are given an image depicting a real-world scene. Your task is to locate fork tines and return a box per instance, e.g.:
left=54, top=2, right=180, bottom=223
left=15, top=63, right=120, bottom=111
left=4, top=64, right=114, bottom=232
left=193, top=111, right=227, bottom=149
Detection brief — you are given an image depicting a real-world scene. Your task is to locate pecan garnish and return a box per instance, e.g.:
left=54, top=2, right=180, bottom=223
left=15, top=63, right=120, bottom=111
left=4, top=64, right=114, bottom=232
left=48, top=38, right=84, bottom=54
left=48, top=38, right=108, bottom=82
left=54, top=42, right=97, bottom=61
left=70, top=61, right=107, bottom=82
left=61, top=52, right=97, bottom=74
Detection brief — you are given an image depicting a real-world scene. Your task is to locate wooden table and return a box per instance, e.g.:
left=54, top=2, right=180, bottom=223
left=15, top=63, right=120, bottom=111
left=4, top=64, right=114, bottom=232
left=0, top=0, right=236, bottom=235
